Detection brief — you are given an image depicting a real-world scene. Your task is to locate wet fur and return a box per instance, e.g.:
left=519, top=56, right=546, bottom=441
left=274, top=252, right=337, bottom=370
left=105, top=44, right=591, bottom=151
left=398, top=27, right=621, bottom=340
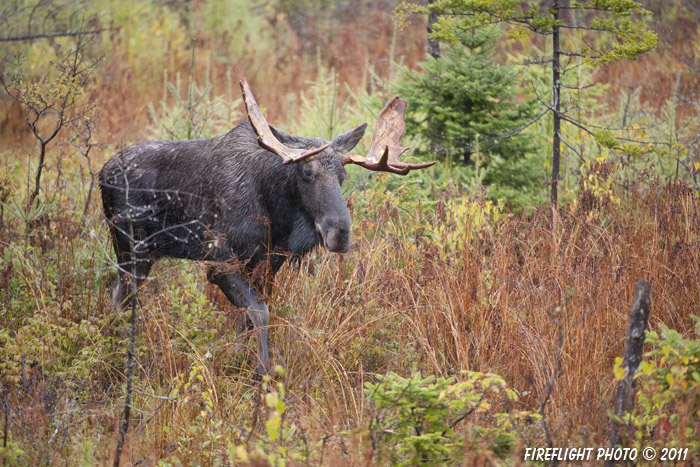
left=99, top=122, right=343, bottom=278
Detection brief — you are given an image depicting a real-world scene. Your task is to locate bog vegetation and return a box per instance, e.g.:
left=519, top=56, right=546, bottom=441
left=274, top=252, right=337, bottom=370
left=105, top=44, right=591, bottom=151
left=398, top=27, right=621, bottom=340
left=0, top=0, right=699, bottom=465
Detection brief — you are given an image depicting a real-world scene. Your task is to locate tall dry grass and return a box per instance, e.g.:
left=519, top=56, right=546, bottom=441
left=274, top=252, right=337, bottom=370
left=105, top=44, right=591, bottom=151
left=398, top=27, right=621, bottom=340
left=2, top=2, right=700, bottom=464
left=99, top=177, right=696, bottom=464
left=1, top=165, right=698, bottom=465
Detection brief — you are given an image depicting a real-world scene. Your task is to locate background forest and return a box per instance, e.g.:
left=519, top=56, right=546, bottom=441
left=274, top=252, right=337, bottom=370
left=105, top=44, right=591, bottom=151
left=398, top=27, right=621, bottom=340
left=0, top=0, right=699, bottom=465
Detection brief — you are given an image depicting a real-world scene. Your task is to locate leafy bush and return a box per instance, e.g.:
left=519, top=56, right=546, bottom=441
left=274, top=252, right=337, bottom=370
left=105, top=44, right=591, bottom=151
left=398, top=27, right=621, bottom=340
left=364, top=370, right=539, bottom=465
left=147, top=71, right=240, bottom=141
left=231, top=368, right=307, bottom=466
left=0, top=310, right=116, bottom=386
left=289, top=61, right=367, bottom=141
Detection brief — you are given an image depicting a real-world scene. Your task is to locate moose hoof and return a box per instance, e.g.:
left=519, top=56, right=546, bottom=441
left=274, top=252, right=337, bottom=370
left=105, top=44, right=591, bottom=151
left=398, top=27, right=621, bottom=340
left=254, top=363, right=273, bottom=380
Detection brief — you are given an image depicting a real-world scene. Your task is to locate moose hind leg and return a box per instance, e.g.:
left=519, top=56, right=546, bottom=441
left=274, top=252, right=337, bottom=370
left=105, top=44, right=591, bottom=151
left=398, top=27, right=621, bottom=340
left=110, top=274, right=128, bottom=310
left=110, top=257, right=152, bottom=311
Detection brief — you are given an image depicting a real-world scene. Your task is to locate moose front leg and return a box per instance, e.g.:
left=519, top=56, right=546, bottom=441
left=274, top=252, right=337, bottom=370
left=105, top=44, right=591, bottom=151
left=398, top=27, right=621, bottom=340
left=207, top=270, right=271, bottom=377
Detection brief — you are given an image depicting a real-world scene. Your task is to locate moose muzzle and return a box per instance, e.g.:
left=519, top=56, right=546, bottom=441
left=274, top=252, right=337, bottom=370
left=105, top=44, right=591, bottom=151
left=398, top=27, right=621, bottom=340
left=317, top=215, right=351, bottom=253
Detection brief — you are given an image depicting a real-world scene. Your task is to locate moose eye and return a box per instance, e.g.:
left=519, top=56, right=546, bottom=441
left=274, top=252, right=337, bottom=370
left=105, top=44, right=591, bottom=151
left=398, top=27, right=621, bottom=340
left=302, top=166, right=314, bottom=182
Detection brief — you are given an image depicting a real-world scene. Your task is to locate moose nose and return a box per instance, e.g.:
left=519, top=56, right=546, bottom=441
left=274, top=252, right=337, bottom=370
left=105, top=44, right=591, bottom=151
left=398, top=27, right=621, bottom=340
left=320, top=216, right=351, bottom=253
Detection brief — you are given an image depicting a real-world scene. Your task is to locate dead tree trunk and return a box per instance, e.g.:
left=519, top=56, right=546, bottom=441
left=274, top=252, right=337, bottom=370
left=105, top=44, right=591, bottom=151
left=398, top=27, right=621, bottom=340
left=550, top=0, right=562, bottom=207
left=426, top=0, right=440, bottom=59
left=608, top=280, right=652, bottom=460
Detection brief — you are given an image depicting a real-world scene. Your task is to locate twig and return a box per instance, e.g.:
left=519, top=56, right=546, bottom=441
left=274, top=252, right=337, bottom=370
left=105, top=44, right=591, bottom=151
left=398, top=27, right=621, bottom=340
left=114, top=171, right=139, bottom=467
left=2, top=386, right=8, bottom=452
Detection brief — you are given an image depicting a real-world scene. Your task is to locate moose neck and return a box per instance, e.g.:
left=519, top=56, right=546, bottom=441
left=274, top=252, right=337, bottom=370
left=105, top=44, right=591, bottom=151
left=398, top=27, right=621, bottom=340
left=257, top=157, right=321, bottom=260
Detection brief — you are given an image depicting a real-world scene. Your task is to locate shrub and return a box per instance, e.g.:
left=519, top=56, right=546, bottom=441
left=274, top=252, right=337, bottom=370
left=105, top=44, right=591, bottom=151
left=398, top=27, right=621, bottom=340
left=364, top=370, right=539, bottom=465
left=395, top=27, right=544, bottom=206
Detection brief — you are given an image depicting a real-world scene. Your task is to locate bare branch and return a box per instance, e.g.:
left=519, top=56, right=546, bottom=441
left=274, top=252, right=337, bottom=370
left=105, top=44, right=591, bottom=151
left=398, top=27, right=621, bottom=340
left=0, top=29, right=102, bottom=43
left=559, top=50, right=600, bottom=60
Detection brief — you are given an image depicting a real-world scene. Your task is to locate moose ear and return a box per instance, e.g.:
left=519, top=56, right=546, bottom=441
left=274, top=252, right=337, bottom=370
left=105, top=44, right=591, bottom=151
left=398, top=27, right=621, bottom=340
left=269, top=125, right=302, bottom=146
left=331, top=123, right=367, bottom=153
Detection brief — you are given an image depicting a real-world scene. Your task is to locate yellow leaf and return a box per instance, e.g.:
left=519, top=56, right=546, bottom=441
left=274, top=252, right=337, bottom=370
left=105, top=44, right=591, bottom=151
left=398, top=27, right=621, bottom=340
left=614, top=357, right=625, bottom=380
left=266, top=418, right=280, bottom=441
left=265, top=392, right=279, bottom=409
left=236, top=445, right=249, bottom=461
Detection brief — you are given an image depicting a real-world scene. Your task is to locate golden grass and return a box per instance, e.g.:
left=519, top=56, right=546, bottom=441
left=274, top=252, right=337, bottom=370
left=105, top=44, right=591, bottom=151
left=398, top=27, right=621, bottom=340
left=102, top=179, right=696, bottom=464
left=1, top=164, right=698, bottom=465
left=2, top=4, right=700, bottom=464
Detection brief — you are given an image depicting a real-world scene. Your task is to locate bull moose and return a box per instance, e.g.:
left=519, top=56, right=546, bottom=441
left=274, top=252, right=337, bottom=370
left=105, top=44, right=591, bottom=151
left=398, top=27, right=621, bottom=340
left=99, top=79, right=434, bottom=375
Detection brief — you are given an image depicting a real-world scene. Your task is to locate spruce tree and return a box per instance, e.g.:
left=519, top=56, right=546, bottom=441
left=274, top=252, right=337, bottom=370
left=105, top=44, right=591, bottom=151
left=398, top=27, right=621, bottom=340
left=397, top=27, right=536, bottom=168
left=398, top=0, right=658, bottom=206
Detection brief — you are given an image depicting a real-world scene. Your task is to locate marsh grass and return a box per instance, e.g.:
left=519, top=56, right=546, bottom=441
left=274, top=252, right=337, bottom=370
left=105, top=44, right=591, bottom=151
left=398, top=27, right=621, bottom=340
left=1, top=161, right=698, bottom=464
left=1, top=2, right=700, bottom=464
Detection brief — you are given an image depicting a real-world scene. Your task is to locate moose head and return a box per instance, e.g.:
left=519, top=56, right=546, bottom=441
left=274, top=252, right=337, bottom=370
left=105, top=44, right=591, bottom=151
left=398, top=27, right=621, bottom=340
left=239, top=78, right=434, bottom=253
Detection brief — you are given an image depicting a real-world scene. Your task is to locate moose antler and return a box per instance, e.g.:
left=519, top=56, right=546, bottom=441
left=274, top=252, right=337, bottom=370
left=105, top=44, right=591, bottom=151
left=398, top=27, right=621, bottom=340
left=342, top=96, right=435, bottom=175
left=241, top=79, right=329, bottom=164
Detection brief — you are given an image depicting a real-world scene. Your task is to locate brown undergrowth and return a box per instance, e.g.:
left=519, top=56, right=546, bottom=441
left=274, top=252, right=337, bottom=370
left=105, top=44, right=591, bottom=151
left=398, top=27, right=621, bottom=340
left=269, top=179, right=699, bottom=451
left=2, top=175, right=697, bottom=464
left=1, top=3, right=700, bottom=463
